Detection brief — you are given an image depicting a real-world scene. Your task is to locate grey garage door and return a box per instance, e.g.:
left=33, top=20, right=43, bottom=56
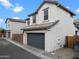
left=27, top=33, right=45, bottom=50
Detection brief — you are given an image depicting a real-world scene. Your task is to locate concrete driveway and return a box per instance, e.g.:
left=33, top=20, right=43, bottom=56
left=0, top=39, right=41, bottom=59
left=52, top=48, right=79, bottom=59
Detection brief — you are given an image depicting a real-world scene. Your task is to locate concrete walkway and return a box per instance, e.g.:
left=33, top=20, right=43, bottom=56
left=44, top=48, right=79, bottom=59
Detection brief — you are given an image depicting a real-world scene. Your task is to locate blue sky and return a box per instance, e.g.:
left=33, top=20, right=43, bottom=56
left=0, top=0, right=79, bottom=29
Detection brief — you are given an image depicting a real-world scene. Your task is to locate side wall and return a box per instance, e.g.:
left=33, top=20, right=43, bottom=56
left=45, top=4, right=76, bottom=52
left=29, top=3, right=58, bottom=25
left=10, top=22, right=25, bottom=34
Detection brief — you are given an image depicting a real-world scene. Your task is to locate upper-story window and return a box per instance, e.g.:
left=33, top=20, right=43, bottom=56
left=33, top=15, right=36, bottom=23
left=44, top=8, right=48, bottom=20
left=6, top=24, right=10, bottom=28
left=27, top=19, right=30, bottom=25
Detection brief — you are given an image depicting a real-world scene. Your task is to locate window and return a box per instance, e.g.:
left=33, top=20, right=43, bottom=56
left=44, top=9, right=48, bottom=20
left=33, top=15, right=36, bottom=23
left=27, top=20, right=30, bottom=25
left=7, top=24, right=10, bottom=28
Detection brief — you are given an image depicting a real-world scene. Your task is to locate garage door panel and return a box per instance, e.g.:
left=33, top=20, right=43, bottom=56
left=27, top=33, right=44, bottom=50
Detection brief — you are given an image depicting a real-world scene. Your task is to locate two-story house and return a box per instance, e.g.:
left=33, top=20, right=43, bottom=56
left=22, top=0, right=76, bottom=52
left=6, top=18, right=26, bottom=43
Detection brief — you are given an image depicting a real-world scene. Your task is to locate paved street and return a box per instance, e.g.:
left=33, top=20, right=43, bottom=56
left=0, top=39, right=41, bottom=59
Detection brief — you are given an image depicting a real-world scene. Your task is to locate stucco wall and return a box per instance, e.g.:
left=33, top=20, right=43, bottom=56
left=6, top=20, right=13, bottom=39
left=7, top=21, right=25, bottom=34
left=6, top=20, right=12, bottom=30
left=29, top=3, right=53, bottom=25
left=23, top=32, right=27, bottom=45
left=29, top=3, right=71, bottom=25
left=44, top=3, right=76, bottom=52
left=11, top=22, right=25, bottom=34
left=36, top=3, right=58, bottom=24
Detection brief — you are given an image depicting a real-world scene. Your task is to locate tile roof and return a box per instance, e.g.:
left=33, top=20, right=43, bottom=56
left=22, top=20, right=59, bottom=31
left=6, top=30, right=11, bottom=32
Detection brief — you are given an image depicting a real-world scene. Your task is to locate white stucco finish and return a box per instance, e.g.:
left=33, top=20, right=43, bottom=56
left=11, top=22, right=25, bottom=34
left=23, top=3, right=76, bottom=52
left=41, top=3, right=76, bottom=52
left=23, top=32, right=27, bottom=45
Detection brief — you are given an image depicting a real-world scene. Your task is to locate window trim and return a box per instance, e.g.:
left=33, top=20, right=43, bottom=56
left=33, top=15, right=36, bottom=24
left=27, top=20, right=30, bottom=25
left=43, top=8, right=49, bottom=20
left=6, top=24, right=10, bottom=28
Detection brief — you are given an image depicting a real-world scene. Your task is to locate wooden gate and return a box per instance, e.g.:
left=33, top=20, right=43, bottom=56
left=65, top=36, right=74, bottom=48
left=12, top=34, right=23, bottom=44
left=0, top=33, right=5, bottom=37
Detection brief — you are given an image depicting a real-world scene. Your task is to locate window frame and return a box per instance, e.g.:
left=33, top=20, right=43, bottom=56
left=6, top=24, right=10, bottom=28
left=27, top=20, right=30, bottom=25
left=44, top=8, right=49, bottom=20
left=33, top=15, right=36, bottom=24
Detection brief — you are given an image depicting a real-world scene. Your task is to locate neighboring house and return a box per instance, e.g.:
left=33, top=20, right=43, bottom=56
left=73, top=20, right=79, bottom=35
left=73, top=20, right=79, bottom=30
left=22, top=0, right=76, bottom=52
left=5, top=18, right=26, bottom=43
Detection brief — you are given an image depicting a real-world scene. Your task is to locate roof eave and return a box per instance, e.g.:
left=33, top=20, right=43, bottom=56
left=5, top=18, right=26, bottom=23
left=57, top=4, right=75, bottom=16
left=25, top=18, right=30, bottom=21
left=28, top=12, right=38, bottom=17
left=22, top=20, right=59, bottom=31
left=5, top=18, right=11, bottom=23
